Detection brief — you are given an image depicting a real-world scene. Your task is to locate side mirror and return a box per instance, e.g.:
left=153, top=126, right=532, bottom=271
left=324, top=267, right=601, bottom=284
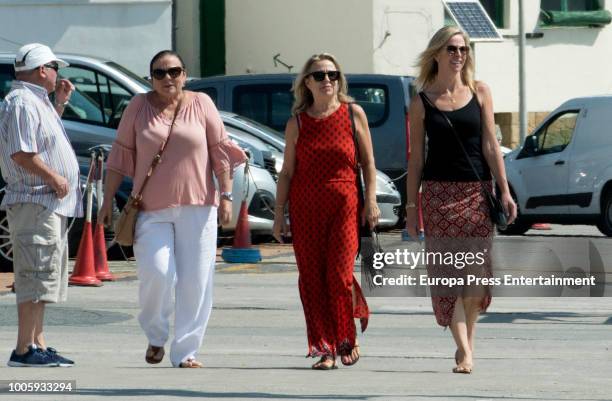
left=518, top=135, right=538, bottom=158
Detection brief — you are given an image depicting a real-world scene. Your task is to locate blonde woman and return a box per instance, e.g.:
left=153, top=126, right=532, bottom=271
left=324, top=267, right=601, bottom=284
left=272, top=53, right=379, bottom=370
left=405, top=27, right=516, bottom=373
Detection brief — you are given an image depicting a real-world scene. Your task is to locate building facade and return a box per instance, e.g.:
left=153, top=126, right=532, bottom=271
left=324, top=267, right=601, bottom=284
left=0, top=0, right=172, bottom=77
left=223, top=0, right=612, bottom=147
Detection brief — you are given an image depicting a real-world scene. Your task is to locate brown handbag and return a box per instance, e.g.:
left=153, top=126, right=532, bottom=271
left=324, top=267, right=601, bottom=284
left=113, top=97, right=182, bottom=246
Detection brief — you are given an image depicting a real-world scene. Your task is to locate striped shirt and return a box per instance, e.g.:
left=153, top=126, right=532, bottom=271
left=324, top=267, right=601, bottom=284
left=0, top=81, right=82, bottom=217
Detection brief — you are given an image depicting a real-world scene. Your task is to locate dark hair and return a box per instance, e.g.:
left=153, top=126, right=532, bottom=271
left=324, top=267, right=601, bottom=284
left=149, top=50, right=186, bottom=74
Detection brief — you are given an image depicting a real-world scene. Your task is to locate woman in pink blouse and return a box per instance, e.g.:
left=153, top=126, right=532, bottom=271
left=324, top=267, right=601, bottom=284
left=98, top=50, right=246, bottom=368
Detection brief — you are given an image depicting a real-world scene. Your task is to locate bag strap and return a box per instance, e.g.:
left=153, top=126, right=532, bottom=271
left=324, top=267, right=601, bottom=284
left=133, top=95, right=183, bottom=201
left=348, top=103, right=378, bottom=238
left=419, top=92, right=496, bottom=199
left=295, top=113, right=302, bottom=133
left=348, top=102, right=360, bottom=167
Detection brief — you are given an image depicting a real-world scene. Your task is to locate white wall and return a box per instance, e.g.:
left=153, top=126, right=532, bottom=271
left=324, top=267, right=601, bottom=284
left=175, top=0, right=200, bottom=76
left=0, top=0, right=172, bottom=76
left=225, top=0, right=374, bottom=75
left=475, top=1, right=612, bottom=113
left=371, top=0, right=444, bottom=76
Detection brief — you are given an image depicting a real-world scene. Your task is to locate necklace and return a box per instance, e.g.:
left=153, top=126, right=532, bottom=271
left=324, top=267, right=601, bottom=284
left=446, top=89, right=456, bottom=104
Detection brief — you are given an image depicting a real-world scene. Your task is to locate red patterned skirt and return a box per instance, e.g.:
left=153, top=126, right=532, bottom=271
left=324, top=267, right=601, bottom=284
left=421, top=181, right=494, bottom=327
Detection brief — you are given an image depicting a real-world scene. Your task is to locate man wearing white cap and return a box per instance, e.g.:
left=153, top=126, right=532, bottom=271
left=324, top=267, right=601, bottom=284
left=0, top=43, right=82, bottom=367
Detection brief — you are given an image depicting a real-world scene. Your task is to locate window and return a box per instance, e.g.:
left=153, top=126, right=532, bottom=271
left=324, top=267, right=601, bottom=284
left=0, top=64, right=15, bottom=100
left=60, top=66, right=133, bottom=128
left=536, top=111, right=579, bottom=155
left=347, top=85, right=388, bottom=127
left=233, top=82, right=390, bottom=132
left=233, top=85, right=293, bottom=132
left=541, top=0, right=599, bottom=11
left=479, top=0, right=505, bottom=28
left=539, top=0, right=610, bottom=27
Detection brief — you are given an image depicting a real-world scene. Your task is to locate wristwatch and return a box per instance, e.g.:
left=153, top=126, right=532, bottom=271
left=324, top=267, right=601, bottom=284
left=220, top=191, right=233, bottom=201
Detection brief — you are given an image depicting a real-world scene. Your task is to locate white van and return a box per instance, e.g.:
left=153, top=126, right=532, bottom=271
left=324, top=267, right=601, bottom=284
left=502, top=95, right=612, bottom=236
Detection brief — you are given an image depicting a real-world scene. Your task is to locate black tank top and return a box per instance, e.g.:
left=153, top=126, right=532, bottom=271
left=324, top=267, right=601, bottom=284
left=419, top=91, right=491, bottom=182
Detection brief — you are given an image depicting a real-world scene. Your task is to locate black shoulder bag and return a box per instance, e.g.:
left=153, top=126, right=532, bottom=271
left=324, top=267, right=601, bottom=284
left=419, top=93, right=508, bottom=230
left=348, top=104, right=385, bottom=288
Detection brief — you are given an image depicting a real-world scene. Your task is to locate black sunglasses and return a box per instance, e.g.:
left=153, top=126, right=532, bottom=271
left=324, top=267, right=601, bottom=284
left=151, top=67, right=184, bottom=80
left=307, top=70, right=340, bottom=82
left=43, top=63, right=59, bottom=72
left=446, top=45, right=469, bottom=55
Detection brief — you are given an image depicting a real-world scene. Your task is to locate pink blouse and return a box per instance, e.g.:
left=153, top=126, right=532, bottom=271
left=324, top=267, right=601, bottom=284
left=106, top=92, right=247, bottom=211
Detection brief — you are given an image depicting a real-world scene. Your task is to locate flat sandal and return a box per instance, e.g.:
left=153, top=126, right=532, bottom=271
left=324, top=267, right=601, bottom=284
left=179, top=358, right=203, bottom=368
left=145, top=345, right=164, bottom=364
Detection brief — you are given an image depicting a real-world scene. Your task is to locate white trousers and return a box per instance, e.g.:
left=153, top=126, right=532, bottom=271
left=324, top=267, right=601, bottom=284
left=133, top=205, right=217, bottom=367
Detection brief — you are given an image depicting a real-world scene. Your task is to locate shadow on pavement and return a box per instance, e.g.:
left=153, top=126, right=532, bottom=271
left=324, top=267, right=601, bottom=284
left=479, top=311, right=612, bottom=324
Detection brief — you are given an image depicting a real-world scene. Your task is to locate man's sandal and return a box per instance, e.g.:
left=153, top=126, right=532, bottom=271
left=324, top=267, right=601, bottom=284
left=311, top=355, right=337, bottom=370
left=145, top=345, right=164, bottom=364
left=179, top=358, right=203, bottom=368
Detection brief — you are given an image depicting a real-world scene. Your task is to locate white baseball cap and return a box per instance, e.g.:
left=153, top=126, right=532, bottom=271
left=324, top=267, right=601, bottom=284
left=14, top=43, right=68, bottom=72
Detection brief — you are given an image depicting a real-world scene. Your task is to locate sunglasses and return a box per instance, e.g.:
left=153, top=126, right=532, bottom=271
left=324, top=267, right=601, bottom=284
left=307, top=70, right=340, bottom=82
left=446, top=45, right=470, bottom=56
left=151, top=67, right=184, bottom=80
left=43, top=63, right=59, bottom=72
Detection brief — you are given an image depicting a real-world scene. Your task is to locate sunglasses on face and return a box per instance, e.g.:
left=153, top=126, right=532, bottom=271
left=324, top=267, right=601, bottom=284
left=151, top=67, right=184, bottom=80
left=43, top=63, right=59, bottom=72
left=446, top=45, right=469, bottom=56
left=307, top=70, right=340, bottom=82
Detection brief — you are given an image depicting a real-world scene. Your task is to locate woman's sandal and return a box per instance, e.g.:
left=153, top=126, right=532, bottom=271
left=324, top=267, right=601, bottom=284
left=311, top=356, right=337, bottom=370
left=452, top=364, right=473, bottom=374
left=453, top=349, right=472, bottom=373
left=179, top=358, right=203, bottom=368
left=145, top=345, right=165, bottom=364
left=341, top=345, right=360, bottom=366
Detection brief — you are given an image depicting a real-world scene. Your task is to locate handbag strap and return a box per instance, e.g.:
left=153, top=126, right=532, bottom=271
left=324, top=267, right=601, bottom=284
left=348, top=103, right=378, bottom=237
left=348, top=103, right=360, bottom=167
left=133, top=95, right=183, bottom=201
left=419, top=91, right=495, bottom=200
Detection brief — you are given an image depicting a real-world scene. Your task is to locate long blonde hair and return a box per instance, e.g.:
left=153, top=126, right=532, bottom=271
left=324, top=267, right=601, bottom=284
left=416, top=26, right=475, bottom=92
left=291, top=53, right=353, bottom=115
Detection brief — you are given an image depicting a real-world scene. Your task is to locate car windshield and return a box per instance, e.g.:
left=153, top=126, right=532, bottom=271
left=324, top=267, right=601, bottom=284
left=232, top=114, right=284, bottom=140
left=105, top=61, right=151, bottom=89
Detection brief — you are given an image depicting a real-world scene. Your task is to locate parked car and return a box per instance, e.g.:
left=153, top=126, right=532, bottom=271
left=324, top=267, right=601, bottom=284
left=0, top=54, right=278, bottom=270
left=185, top=73, right=414, bottom=208
left=501, top=95, right=612, bottom=236
left=216, top=110, right=401, bottom=228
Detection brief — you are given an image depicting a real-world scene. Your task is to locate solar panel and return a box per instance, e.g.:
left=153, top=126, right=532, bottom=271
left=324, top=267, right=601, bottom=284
left=443, top=0, right=503, bottom=42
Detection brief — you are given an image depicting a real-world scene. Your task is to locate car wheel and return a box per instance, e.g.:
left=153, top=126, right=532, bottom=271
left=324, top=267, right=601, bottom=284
left=596, top=190, right=612, bottom=236
left=497, top=190, right=531, bottom=236
left=0, top=210, right=13, bottom=272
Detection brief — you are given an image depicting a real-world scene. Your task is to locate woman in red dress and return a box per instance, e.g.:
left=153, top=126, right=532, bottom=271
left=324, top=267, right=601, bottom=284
left=405, top=27, right=517, bottom=374
left=272, top=53, right=379, bottom=370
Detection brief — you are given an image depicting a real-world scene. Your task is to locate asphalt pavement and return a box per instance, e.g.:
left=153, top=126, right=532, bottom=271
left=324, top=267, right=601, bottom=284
left=0, top=225, right=611, bottom=401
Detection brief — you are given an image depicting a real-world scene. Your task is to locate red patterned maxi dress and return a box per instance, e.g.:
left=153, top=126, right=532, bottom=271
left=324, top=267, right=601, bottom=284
left=289, top=103, right=369, bottom=358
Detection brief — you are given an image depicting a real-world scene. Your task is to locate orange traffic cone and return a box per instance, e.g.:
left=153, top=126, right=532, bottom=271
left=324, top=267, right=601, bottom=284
left=93, top=223, right=114, bottom=281
left=221, top=200, right=261, bottom=263
left=69, top=221, right=102, bottom=286
left=233, top=200, right=251, bottom=248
